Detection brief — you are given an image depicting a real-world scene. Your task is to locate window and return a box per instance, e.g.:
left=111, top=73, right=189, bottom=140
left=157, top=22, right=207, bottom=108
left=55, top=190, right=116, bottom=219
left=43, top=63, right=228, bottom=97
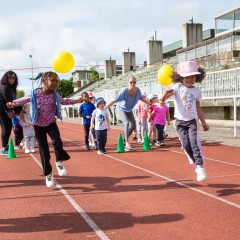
left=216, top=12, right=234, bottom=34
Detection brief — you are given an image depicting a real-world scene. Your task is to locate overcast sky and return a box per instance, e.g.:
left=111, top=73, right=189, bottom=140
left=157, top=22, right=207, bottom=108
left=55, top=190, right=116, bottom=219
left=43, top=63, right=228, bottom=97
left=0, top=0, right=239, bottom=94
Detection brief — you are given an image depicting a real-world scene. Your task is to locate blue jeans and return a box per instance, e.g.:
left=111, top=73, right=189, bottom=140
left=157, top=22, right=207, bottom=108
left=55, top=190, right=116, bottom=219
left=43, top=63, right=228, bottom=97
left=95, top=129, right=107, bottom=151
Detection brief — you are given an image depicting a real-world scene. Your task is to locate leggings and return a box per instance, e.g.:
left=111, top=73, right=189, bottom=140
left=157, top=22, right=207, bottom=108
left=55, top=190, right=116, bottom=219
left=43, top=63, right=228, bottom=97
left=117, top=110, right=136, bottom=143
left=13, top=126, right=23, bottom=146
left=0, top=112, right=12, bottom=148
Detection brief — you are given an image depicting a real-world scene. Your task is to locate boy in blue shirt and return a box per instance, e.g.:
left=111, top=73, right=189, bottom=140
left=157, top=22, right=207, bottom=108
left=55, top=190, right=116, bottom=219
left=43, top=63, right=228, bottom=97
left=79, top=92, right=96, bottom=150
left=12, top=113, right=23, bottom=149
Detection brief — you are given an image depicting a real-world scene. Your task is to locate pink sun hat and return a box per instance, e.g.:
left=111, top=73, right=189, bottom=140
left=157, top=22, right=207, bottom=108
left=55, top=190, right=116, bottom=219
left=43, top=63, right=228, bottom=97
left=87, top=92, right=94, bottom=98
left=177, top=61, right=201, bottom=77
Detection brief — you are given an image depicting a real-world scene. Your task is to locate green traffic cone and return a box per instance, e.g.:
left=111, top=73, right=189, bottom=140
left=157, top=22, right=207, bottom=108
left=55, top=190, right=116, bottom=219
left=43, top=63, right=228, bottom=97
left=7, top=138, right=18, bottom=159
left=116, top=133, right=125, bottom=153
left=142, top=131, right=151, bottom=151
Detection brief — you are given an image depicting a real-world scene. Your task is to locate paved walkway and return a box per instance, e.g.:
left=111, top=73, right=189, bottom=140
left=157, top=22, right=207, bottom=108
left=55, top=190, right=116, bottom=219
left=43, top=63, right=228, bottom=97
left=62, top=117, right=240, bottom=147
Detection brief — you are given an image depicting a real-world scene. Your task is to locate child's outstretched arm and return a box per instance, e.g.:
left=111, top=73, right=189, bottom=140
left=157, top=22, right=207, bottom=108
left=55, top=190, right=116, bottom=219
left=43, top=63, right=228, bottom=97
left=196, top=101, right=209, bottom=131
left=161, top=89, right=174, bottom=102
left=59, top=95, right=83, bottom=105
left=7, top=96, right=30, bottom=109
left=6, top=102, right=15, bottom=109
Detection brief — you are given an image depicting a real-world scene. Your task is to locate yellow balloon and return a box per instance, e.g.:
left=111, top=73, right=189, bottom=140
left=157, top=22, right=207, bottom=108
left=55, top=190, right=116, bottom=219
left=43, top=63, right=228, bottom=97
left=52, top=51, right=75, bottom=73
left=157, top=64, right=173, bottom=86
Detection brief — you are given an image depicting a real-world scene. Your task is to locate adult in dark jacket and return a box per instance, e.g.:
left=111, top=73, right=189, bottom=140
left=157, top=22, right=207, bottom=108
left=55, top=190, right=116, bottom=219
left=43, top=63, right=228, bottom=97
left=0, top=70, right=21, bottom=155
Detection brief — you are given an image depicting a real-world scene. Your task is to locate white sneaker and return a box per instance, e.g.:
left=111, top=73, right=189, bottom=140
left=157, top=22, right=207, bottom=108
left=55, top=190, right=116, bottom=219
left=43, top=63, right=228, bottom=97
left=195, top=168, right=207, bottom=182
left=25, top=148, right=30, bottom=154
left=97, top=150, right=104, bottom=155
left=45, top=173, right=55, bottom=188
left=55, top=161, right=67, bottom=176
left=31, top=149, right=35, bottom=153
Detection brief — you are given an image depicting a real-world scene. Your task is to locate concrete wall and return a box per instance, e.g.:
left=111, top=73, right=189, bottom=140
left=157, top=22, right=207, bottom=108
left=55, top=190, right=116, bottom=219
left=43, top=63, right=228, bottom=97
left=105, top=60, right=116, bottom=79
left=122, top=52, right=136, bottom=74
left=182, top=23, right=203, bottom=48
left=146, top=40, right=163, bottom=67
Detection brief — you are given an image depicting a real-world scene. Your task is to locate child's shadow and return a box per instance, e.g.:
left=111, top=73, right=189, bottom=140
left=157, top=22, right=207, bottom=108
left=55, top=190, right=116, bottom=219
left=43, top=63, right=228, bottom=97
left=0, top=211, right=184, bottom=233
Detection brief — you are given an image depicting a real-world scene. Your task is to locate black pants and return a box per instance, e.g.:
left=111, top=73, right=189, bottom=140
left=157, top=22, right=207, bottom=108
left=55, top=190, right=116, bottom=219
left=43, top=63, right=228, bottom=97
left=34, top=122, right=70, bottom=176
left=95, top=129, right=107, bottom=151
left=155, top=124, right=165, bottom=141
left=83, top=124, right=96, bottom=146
left=13, top=126, right=23, bottom=146
left=0, top=112, right=12, bottom=148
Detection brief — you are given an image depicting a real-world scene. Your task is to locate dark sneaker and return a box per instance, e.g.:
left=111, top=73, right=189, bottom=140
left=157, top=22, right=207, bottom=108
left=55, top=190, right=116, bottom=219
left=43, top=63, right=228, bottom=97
left=85, top=145, right=90, bottom=151
left=131, top=136, right=137, bottom=140
left=151, top=140, right=156, bottom=146
left=163, top=133, right=168, bottom=139
left=1, top=147, right=8, bottom=155
left=103, top=148, right=107, bottom=154
left=160, top=141, right=165, bottom=146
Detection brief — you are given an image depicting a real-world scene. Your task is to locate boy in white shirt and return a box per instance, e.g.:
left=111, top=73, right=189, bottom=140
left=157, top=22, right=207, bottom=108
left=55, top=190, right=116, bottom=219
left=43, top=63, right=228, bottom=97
left=91, top=97, right=110, bottom=154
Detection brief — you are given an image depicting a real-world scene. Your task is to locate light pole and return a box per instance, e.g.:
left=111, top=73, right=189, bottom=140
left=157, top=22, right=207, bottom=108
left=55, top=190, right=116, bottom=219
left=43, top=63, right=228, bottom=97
left=29, top=55, right=33, bottom=89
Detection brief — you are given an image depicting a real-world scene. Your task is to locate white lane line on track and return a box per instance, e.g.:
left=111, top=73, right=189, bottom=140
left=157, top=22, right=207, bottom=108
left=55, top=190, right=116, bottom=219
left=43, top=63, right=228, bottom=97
left=165, top=149, right=240, bottom=167
left=105, top=154, right=240, bottom=209
left=60, top=125, right=240, bottom=167
left=61, top=136, right=240, bottom=209
left=30, top=153, right=110, bottom=240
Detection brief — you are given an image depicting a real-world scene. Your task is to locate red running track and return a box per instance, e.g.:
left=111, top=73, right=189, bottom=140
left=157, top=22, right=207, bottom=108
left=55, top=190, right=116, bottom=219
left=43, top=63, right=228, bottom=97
left=0, top=121, right=239, bottom=240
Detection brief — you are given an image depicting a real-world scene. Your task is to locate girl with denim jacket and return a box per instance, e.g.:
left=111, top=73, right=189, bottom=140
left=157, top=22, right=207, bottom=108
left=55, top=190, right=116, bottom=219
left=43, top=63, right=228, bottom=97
left=7, top=72, right=83, bottom=188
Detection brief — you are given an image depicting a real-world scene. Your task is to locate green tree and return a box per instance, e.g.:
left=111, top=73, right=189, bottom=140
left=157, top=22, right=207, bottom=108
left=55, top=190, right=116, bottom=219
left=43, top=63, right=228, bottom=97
left=17, top=90, right=25, bottom=98
left=89, top=67, right=99, bottom=81
left=57, top=77, right=74, bottom=98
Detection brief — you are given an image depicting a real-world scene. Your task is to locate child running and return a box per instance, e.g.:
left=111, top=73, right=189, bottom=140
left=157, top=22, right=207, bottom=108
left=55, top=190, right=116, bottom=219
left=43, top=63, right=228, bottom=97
left=20, top=103, right=36, bottom=153
left=79, top=92, right=96, bottom=150
left=147, top=93, right=158, bottom=145
left=7, top=72, right=83, bottom=188
left=136, top=92, right=149, bottom=143
left=12, top=112, right=24, bottom=149
left=90, top=97, right=110, bottom=154
left=87, top=92, right=96, bottom=148
left=149, top=99, right=170, bottom=146
left=161, top=61, right=209, bottom=182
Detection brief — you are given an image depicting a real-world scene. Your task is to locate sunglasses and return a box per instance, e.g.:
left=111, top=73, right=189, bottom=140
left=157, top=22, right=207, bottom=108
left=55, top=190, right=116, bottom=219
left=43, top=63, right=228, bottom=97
left=129, top=81, right=136, bottom=85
